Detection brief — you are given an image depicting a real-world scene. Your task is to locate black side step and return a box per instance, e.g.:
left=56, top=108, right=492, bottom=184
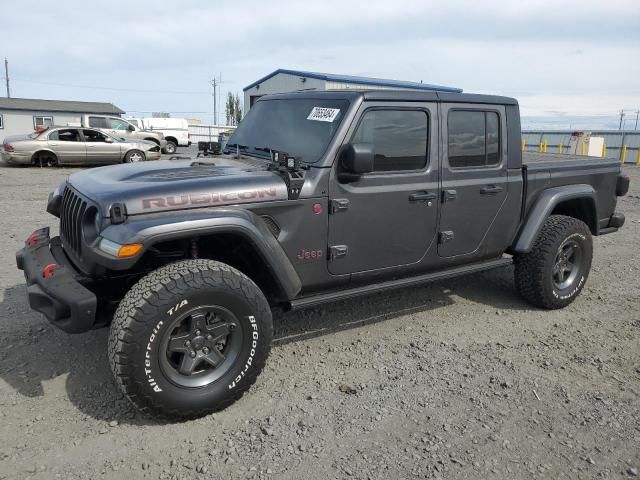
left=289, top=257, right=513, bottom=310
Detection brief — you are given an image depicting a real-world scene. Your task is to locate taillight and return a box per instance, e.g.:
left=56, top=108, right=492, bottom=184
left=3, top=143, right=14, bottom=152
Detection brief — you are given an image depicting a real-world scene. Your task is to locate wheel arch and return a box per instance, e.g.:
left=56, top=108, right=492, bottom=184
left=513, top=185, right=597, bottom=253
left=31, top=149, right=58, bottom=164
left=165, top=136, right=178, bottom=144
left=144, top=137, right=160, bottom=145
left=100, top=209, right=302, bottom=303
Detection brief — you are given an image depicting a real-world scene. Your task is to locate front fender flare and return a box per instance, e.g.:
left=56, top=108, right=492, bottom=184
left=99, top=208, right=302, bottom=300
left=513, top=184, right=596, bottom=253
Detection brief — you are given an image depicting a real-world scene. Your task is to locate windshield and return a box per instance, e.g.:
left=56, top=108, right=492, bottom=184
left=227, top=98, right=349, bottom=163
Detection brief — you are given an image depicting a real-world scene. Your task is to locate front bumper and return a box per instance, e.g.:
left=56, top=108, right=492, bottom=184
left=16, top=228, right=97, bottom=333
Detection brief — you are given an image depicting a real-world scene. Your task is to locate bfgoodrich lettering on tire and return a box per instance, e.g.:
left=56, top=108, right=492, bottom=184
left=107, top=259, right=273, bottom=419
left=514, top=214, right=593, bottom=309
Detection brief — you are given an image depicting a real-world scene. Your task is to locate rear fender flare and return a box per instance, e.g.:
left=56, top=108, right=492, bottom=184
left=99, top=208, right=302, bottom=300
left=512, top=185, right=597, bottom=253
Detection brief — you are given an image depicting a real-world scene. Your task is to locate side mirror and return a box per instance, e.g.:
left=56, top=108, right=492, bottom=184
left=127, top=125, right=135, bottom=132
left=104, top=137, right=114, bottom=143
left=340, top=143, right=374, bottom=181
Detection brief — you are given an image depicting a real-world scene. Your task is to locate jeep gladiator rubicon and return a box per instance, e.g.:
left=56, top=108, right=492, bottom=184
left=16, top=89, right=629, bottom=419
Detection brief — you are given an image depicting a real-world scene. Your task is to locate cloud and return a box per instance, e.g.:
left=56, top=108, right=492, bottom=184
left=2, top=0, right=639, bottom=122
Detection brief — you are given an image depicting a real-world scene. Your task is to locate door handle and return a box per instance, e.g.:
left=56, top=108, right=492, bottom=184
left=49, top=143, right=59, bottom=146
left=480, top=185, right=503, bottom=195
left=409, top=191, right=437, bottom=202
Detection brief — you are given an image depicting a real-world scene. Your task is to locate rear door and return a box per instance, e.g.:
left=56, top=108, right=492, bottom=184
left=328, top=103, right=440, bottom=275
left=47, top=129, right=86, bottom=164
left=438, top=104, right=509, bottom=257
left=82, top=129, right=122, bottom=163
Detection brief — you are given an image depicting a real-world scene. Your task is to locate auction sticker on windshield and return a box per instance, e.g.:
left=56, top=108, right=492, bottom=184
left=307, top=107, right=341, bottom=122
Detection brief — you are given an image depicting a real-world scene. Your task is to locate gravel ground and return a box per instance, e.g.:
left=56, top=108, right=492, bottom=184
left=0, top=157, right=638, bottom=480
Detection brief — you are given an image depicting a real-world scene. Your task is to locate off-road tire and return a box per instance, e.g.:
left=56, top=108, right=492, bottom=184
left=124, top=150, right=145, bottom=163
left=514, top=215, right=592, bottom=309
left=108, top=259, right=273, bottom=420
left=163, top=141, right=177, bottom=154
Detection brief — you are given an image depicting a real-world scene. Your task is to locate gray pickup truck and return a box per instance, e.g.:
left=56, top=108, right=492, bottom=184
left=16, top=89, right=629, bottom=419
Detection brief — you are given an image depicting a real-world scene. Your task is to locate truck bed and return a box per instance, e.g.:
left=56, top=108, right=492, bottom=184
left=523, top=151, right=619, bottom=168
left=521, top=152, right=622, bottom=232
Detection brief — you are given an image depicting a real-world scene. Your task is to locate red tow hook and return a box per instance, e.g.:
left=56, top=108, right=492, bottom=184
left=27, top=233, right=40, bottom=246
left=43, top=263, right=59, bottom=279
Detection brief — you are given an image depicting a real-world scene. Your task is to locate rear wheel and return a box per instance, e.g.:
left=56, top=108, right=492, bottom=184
left=163, top=141, right=177, bottom=155
left=108, top=260, right=273, bottom=419
left=514, top=215, right=592, bottom=309
left=32, top=151, right=58, bottom=167
left=124, top=150, right=145, bottom=163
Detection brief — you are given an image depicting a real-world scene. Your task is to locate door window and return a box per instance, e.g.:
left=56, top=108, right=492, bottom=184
left=83, top=129, right=109, bottom=142
left=33, top=116, right=53, bottom=130
left=448, top=110, right=501, bottom=168
left=351, top=109, right=428, bottom=172
left=49, top=129, right=80, bottom=142
left=108, top=118, right=131, bottom=130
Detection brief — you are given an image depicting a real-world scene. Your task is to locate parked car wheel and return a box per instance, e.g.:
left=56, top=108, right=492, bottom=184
left=124, top=150, right=145, bottom=163
left=31, top=151, right=58, bottom=168
left=108, top=259, right=273, bottom=419
left=163, top=141, right=177, bottom=155
left=514, top=215, right=593, bottom=309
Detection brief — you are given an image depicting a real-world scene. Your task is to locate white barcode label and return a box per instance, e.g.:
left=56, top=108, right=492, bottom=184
left=307, top=107, right=340, bottom=122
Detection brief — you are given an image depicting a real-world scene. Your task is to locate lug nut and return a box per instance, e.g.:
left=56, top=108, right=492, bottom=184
left=202, top=347, right=209, bottom=354
left=195, top=330, right=201, bottom=336
left=185, top=340, right=191, bottom=347
left=206, top=334, right=213, bottom=340
left=189, top=351, right=196, bottom=358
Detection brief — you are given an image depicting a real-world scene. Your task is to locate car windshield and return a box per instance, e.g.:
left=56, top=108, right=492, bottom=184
left=226, top=98, right=349, bottom=163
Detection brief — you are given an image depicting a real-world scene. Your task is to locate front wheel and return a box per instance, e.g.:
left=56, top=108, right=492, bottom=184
left=514, top=215, right=593, bottom=309
left=108, top=260, right=273, bottom=419
left=124, top=150, right=145, bottom=163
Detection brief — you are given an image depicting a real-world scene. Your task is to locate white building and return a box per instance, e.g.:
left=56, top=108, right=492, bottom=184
left=0, top=98, right=124, bottom=142
left=243, top=69, right=462, bottom=112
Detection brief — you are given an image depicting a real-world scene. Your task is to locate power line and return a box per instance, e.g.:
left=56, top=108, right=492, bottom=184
left=11, top=78, right=209, bottom=95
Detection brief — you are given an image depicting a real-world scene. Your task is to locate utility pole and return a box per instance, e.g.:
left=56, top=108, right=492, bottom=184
left=211, top=77, right=218, bottom=126
left=4, top=58, right=10, bottom=98
left=618, top=109, right=625, bottom=131
left=634, top=109, right=639, bottom=131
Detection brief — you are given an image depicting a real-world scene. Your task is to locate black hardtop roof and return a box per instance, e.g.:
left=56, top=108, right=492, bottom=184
left=259, top=89, right=518, bottom=106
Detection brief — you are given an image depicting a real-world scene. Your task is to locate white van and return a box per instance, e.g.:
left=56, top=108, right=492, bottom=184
left=127, top=118, right=191, bottom=154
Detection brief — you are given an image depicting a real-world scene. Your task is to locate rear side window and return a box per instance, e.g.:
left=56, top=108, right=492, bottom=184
left=351, top=109, right=428, bottom=172
left=448, top=110, right=500, bottom=168
left=57, top=129, right=80, bottom=142
left=88, top=116, right=109, bottom=128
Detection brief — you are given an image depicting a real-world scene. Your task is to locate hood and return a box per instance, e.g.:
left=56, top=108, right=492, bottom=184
left=68, top=156, right=289, bottom=217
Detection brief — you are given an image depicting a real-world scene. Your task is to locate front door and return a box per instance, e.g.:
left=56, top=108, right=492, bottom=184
left=328, top=103, right=440, bottom=275
left=47, top=128, right=86, bottom=164
left=438, top=104, right=509, bottom=257
left=82, top=129, right=122, bottom=163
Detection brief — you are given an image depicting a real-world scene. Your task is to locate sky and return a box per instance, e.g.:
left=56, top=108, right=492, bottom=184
left=3, top=0, right=640, bottom=129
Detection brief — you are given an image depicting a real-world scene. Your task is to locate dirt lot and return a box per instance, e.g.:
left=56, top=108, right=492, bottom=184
left=0, top=162, right=638, bottom=480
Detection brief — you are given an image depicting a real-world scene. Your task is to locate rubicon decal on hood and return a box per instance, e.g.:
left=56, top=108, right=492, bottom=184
left=142, top=188, right=279, bottom=209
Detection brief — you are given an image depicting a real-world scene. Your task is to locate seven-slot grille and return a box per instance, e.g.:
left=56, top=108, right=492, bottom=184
left=60, top=187, right=87, bottom=256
